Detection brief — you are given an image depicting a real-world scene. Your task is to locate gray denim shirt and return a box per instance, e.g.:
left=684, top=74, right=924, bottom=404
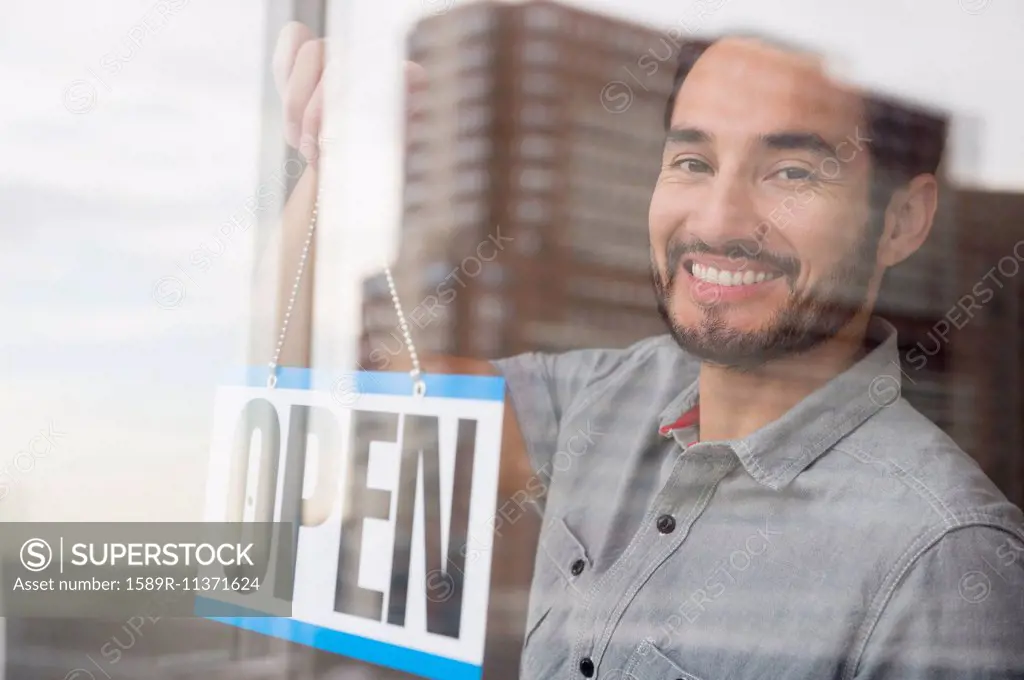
left=493, top=317, right=1024, bottom=680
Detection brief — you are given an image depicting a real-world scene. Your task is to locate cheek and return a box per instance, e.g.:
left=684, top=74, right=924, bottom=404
left=779, top=202, right=866, bottom=283
left=648, top=186, right=670, bottom=232
left=648, top=183, right=687, bottom=253
left=648, top=191, right=671, bottom=267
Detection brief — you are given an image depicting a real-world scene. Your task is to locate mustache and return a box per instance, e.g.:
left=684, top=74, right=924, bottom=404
left=665, top=238, right=801, bottom=283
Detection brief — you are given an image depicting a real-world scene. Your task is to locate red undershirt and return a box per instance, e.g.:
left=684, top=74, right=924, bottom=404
left=658, top=405, right=700, bottom=448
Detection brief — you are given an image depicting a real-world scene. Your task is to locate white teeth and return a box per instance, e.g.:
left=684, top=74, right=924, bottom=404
left=689, top=263, right=779, bottom=287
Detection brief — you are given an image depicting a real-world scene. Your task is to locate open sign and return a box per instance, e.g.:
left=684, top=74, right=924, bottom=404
left=201, top=369, right=505, bottom=680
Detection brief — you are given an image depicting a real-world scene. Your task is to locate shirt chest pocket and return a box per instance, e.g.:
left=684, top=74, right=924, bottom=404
left=621, top=639, right=707, bottom=680
left=522, top=518, right=592, bottom=655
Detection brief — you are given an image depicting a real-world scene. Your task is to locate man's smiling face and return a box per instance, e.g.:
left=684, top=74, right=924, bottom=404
left=649, top=38, right=885, bottom=370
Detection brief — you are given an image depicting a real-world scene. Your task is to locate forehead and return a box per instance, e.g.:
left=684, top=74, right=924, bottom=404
left=670, top=38, right=865, bottom=147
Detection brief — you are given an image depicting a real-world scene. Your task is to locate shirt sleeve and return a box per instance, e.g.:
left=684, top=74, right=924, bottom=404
left=490, top=349, right=611, bottom=477
left=854, top=524, right=1024, bottom=679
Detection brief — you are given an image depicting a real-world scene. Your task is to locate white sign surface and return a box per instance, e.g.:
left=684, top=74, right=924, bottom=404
left=201, top=370, right=505, bottom=680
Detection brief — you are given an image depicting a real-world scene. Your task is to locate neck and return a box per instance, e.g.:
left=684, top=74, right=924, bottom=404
left=697, top=316, right=873, bottom=442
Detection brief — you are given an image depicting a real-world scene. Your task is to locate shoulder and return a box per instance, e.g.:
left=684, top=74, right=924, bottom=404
left=832, top=399, right=1024, bottom=650
left=836, top=399, right=1021, bottom=532
left=814, top=398, right=1023, bottom=615
left=852, top=521, right=1024, bottom=679
left=573, top=334, right=698, bottom=386
left=492, top=334, right=697, bottom=391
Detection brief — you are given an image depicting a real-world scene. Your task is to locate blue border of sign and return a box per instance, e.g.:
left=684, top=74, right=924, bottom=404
left=238, top=366, right=505, bottom=402
left=197, top=599, right=482, bottom=680
left=206, top=366, right=502, bottom=679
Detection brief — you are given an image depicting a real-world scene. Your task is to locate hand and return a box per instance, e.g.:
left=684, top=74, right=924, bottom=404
left=271, top=21, right=427, bottom=161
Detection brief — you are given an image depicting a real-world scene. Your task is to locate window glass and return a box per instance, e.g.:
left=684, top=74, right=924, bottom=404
left=9, top=0, right=1024, bottom=678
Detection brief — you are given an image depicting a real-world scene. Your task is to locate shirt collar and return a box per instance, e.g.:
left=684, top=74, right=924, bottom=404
left=658, top=316, right=903, bottom=490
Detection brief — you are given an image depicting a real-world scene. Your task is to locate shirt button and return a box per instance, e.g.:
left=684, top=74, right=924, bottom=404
left=579, top=657, right=595, bottom=677
left=656, top=514, right=676, bottom=534
left=570, top=558, right=586, bottom=576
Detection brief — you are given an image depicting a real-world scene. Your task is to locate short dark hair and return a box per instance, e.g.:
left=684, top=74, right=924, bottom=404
left=663, top=36, right=948, bottom=205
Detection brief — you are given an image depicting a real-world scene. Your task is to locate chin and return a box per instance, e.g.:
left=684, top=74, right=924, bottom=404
left=670, top=299, right=774, bottom=336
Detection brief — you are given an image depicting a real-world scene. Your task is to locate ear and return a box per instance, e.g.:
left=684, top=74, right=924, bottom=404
left=877, top=174, right=939, bottom=267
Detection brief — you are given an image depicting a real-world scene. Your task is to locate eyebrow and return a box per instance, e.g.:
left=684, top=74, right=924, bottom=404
left=759, top=132, right=837, bottom=158
left=664, top=128, right=840, bottom=159
left=665, top=127, right=712, bottom=145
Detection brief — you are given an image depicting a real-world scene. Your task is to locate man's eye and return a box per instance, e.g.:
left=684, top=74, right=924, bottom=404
left=772, top=166, right=816, bottom=181
left=671, top=158, right=712, bottom=174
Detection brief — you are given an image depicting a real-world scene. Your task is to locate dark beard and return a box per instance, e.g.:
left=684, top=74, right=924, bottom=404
left=651, top=221, right=882, bottom=372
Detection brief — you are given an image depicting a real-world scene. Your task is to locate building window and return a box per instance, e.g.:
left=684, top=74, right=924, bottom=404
left=407, top=118, right=430, bottom=143
left=403, top=211, right=429, bottom=232
left=410, top=25, right=442, bottom=52
left=481, top=263, right=504, bottom=286
left=455, top=169, right=488, bottom=194
left=460, top=43, right=492, bottom=70
left=458, top=105, right=491, bottom=133
left=521, top=72, right=559, bottom=97
left=461, top=72, right=492, bottom=98
left=461, top=7, right=496, bottom=36
left=475, top=329, right=501, bottom=355
left=362, top=273, right=390, bottom=298
left=407, top=149, right=430, bottom=174
left=519, top=133, right=555, bottom=158
left=518, top=168, right=553, bottom=191
left=455, top=201, right=484, bottom=226
left=457, top=137, right=491, bottom=163
left=423, top=262, right=451, bottom=288
left=524, top=321, right=595, bottom=351
left=475, top=293, right=505, bottom=323
left=567, top=238, right=650, bottom=271
left=517, top=198, right=548, bottom=222
left=364, top=305, right=397, bottom=332
left=423, top=330, right=453, bottom=354
left=613, top=32, right=635, bottom=52
left=517, top=227, right=541, bottom=255
left=404, top=180, right=428, bottom=207
left=524, top=4, right=560, bottom=30
left=522, top=39, right=558, bottom=65
left=568, top=277, right=653, bottom=307
left=521, top=104, right=556, bottom=128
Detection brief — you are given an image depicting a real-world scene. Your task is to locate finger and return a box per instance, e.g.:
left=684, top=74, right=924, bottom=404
left=283, top=39, right=325, bottom=148
left=272, top=21, right=315, bottom=98
left=405, top=61, right=427, bottom=90
left=298, top=76, right=324, bottom=162
left=404, top=61, right=428, bottom=115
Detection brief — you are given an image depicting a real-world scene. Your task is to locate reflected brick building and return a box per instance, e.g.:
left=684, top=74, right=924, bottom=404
left=359, top=0, right=690, bottom=368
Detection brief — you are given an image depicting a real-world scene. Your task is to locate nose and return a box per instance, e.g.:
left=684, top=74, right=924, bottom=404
left=687, top=168, right=761, bottom=248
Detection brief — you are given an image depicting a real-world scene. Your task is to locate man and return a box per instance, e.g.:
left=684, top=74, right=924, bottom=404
left=274, top=22, right=1024, bottom=680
